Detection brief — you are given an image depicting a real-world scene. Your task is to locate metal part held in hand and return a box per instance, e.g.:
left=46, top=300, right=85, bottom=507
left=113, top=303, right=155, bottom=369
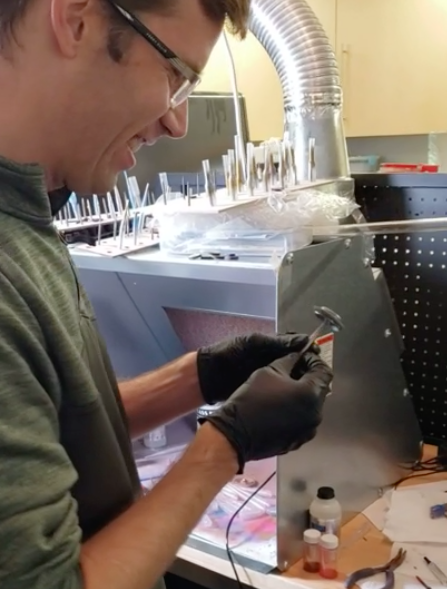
left=298, top=306, right=344, bottom=361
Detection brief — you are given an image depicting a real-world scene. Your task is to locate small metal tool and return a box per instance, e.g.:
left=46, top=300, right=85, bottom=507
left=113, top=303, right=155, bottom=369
left=345, top=548, right=406, bottom=589
left=296, top=306, right=344, bottom=361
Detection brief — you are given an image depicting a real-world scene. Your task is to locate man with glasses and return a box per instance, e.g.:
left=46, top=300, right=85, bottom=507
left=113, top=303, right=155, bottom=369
left=0, top=1, right=332, bottom=589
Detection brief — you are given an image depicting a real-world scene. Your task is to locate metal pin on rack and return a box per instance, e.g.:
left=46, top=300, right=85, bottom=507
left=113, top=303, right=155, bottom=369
left=93, top=194, right=102, bottom=245
left=277, top=139, right=286, bottom=190
left=159, top=173, right=170, bottom=205
left=283, top=132, right=297, bottom=186
left=262, top=144, right=273, bottom=192
left=75, top=202, right=82, bottom=223
left=114, top=187, right=124, bottom=215
left=129, top=176, right=142, bottom=207
left=246, top=142, right=257, bottom=197
left=202, top=159, right=216, bottom=206
left=133, top=211, right=139, bottom=246
left=227, top=149, right=237, bottom=200
left=308, top=137, right=316, bottom=182
left=141, top=184, right=149, bottom=209
left=118, top=201, right=129, bottom=250
left=80, top=198, right=87, bottom=220
left=234, top=134, right=245, bottom=192
left=86, top=200, right=93, bottom=223
left=106, top=192, right=118, bottom=240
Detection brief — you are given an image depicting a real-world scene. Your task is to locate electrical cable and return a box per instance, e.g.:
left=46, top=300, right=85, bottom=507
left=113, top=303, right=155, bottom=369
left=392, top=451, right=447, bottom=488
left=225, top=471, right=276, bottom=589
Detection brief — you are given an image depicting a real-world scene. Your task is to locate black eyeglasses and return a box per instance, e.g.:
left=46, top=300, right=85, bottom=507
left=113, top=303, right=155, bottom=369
left=106, top=0, right=201, bottom=108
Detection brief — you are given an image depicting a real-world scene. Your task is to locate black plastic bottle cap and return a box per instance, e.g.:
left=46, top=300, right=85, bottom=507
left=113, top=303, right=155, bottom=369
left=317, top=486, right=335, bottom=500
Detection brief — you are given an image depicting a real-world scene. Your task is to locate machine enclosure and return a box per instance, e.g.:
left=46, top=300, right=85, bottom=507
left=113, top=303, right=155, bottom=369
left=73, top=235, right=422, bottom=571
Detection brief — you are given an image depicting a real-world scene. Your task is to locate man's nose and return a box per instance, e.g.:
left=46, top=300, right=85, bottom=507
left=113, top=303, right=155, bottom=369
left=161, top=100, right=189, bottom=139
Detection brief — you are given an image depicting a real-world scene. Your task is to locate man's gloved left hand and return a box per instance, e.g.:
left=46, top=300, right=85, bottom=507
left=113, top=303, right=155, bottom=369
left=197, top=333, right=312, bottom=405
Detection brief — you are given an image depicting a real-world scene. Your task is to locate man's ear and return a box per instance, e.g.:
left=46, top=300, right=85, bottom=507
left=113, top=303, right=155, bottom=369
left=49, top=0, right=96, bottom=57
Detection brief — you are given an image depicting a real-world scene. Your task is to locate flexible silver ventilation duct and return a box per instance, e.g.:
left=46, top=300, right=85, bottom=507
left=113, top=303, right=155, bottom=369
left=249, top=0, right=350, bottom=182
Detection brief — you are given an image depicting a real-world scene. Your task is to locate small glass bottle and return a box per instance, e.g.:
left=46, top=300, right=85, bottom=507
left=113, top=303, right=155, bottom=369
left=319, top=533, right=339, bottom=579
left=303, top=529, right=321, bottom=573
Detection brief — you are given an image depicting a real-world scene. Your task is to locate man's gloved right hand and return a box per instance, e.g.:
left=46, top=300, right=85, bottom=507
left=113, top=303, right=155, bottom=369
left=199, top=353, right=333, bottom=473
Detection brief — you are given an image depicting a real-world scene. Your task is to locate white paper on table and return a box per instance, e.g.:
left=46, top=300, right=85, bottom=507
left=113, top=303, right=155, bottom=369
left=390, top=543, right=447, bottom=584
left=362, top=490, right=393, bottom=530
left=383, top=487, right=447, bottom=543
left=363, top=482, right=447, bottom=532
left=359, top=572, right=444, bottom=589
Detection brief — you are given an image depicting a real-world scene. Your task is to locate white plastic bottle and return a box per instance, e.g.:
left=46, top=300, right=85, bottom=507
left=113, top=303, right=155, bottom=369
left=309, top=486, right=342, bottom=537
left=142, top=426, right=167, bottom=450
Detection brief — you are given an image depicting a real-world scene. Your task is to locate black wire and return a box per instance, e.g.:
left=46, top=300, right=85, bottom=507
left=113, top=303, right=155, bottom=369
left=225, top=471, right=276, bottom=589
left=392, top=452, right=447, bottom=488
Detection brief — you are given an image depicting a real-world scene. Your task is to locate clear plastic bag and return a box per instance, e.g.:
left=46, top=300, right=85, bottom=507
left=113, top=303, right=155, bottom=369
left=153, top=184, right=360, bottom=257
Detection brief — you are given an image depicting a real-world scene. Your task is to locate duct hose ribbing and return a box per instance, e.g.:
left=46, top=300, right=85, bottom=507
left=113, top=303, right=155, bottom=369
left=249, top=0, right=350, bottom=182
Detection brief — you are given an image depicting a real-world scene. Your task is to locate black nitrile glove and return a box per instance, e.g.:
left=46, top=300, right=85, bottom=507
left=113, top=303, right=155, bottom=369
left=197, top=333, right=314, bottom=405
left=199, top=352, right=333, bottom=473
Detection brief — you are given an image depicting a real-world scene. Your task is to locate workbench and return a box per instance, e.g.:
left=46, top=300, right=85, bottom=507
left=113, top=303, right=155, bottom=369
left=170, top=446, right=445, bottom=589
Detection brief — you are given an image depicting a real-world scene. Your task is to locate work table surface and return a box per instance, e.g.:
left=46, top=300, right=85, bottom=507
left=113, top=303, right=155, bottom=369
left=172, top=445, right=446, bottom=589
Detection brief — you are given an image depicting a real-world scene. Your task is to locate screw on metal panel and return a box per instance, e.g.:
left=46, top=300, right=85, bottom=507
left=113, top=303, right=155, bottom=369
left=285, top=253, right=294, bottom=264
left=345, top=239, right=352, bottom=248
left=385, top=329, right=392, bottom=337
left=403, top=389, right=410, bottom=397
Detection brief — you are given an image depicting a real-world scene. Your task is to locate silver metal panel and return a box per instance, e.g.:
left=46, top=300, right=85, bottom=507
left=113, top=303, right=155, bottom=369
left=79, top=270, right=173, bottom=376
left=76, top=261, right=277, bottom=374
left=275, top=237, right=423, bottom=571
left=72, top=248, right=277, bottom=286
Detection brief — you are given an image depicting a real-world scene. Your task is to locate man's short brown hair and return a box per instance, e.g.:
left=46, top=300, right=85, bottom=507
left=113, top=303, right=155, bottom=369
left=0, top=0, right=251, bottom=51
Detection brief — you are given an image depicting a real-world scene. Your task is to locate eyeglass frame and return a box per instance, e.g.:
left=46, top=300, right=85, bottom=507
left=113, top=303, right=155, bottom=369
left=105, top=0, right=202, bottom=108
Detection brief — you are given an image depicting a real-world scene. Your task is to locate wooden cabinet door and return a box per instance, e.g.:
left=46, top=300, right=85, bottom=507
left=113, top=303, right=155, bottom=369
left=337, top=0, right=447, bottom=137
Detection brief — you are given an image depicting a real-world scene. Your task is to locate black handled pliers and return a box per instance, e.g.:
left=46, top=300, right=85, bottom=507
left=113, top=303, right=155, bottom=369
left=345, top=548, right=406, bottom=589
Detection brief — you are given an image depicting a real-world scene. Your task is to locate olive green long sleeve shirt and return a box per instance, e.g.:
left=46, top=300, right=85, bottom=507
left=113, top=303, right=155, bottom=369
left=0, top=157, right=141, bottom=589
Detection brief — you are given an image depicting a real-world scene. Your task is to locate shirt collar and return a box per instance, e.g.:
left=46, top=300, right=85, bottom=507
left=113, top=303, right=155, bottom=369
left=0, top=155, right=71, bottom=223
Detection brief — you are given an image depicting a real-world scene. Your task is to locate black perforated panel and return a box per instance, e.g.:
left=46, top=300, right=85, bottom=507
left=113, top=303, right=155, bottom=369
left=354, top=173, right=447, bottom=445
